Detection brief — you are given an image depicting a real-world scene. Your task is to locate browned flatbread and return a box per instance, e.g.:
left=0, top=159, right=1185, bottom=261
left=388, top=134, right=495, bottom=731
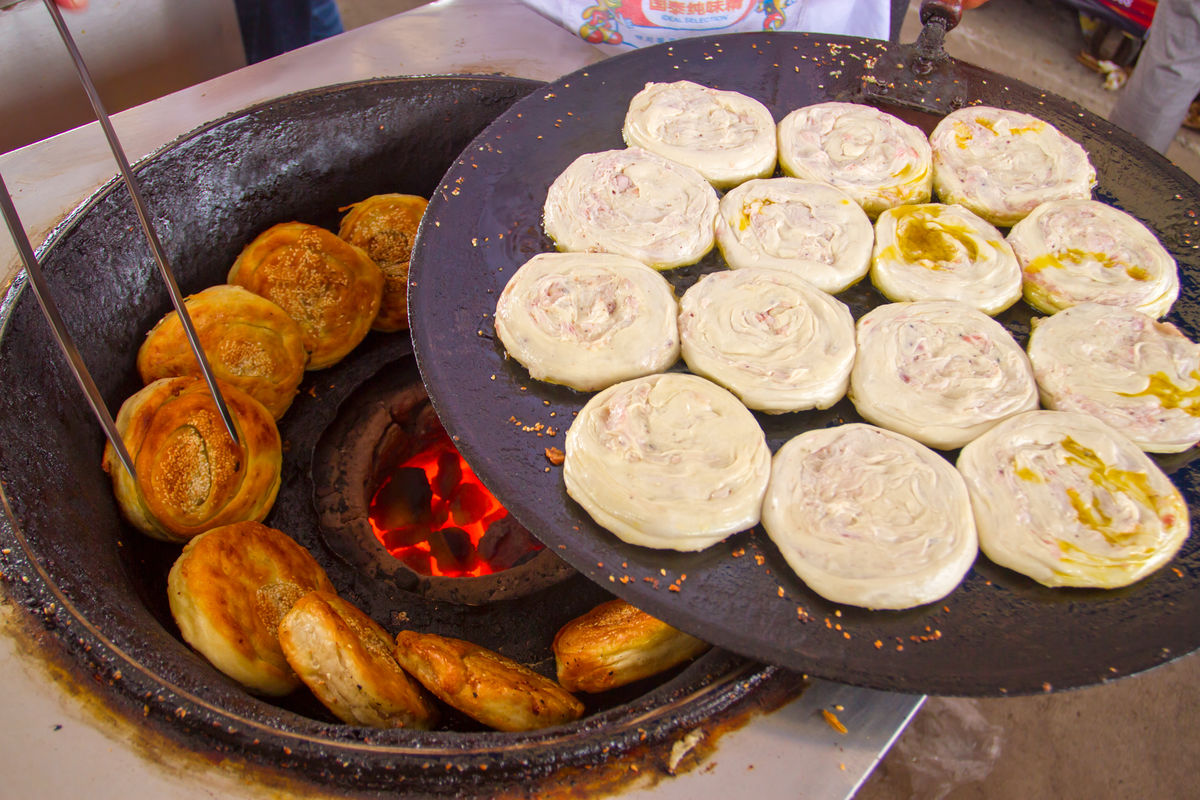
left=228, top=221, right=384, bottom=369
left=137, top=284, right=308, bottom=419
left=338, top=193, right=428, bottom=333
left=552, top=599, right=709, bottom=693
left=393, top=631, right=583, bottom=732
left=167, top=521, right=336, bottom=696
left=279, top=591, right=439, bottom=729
left=102, top=376, right=281, bottom=542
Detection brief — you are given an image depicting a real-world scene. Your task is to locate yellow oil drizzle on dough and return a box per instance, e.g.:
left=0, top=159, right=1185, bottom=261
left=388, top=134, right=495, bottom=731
left=890, top=205, right=980, bottom=268
left=1024, top=249, right=1148, bottom=281
left=1118, top=371, right=1200, bottom=417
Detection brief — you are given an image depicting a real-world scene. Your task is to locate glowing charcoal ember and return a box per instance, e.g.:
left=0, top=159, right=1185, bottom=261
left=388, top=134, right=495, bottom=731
left=478, top=517, right=545, bottom=570
left=368, top=430, right=542, bottom=577
left=372, top=467, right=433, bottom=530
left=428, top=528, right=478, bottom=574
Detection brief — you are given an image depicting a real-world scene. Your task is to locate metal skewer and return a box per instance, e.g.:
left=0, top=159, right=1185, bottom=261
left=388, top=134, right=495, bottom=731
left=0, top=173, right=138, bottom=481
left=41, top=0, right=240, bottom=446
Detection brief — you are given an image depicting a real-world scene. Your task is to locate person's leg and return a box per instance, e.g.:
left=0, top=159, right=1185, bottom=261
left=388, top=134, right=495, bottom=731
left=235, top=0, right=314, bottom=63
left=234, top=0, right=342, bottom=64
left=310, top=0, right=345, bottom=42
left=1109, top=0, right=1200, bottom=153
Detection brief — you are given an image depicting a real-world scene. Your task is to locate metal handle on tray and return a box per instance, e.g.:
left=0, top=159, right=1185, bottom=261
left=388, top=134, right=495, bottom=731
left=913, top=0, right=963, bottom=74
left=919, top=0, right=964, bottom=31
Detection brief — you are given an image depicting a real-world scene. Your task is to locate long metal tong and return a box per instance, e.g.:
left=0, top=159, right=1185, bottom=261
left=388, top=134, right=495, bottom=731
left=0, top=1, right=241, bottom=482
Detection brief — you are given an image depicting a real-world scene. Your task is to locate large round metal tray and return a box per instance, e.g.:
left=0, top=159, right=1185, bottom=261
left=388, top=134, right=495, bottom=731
left=408, top=33, right=1200, bottom=696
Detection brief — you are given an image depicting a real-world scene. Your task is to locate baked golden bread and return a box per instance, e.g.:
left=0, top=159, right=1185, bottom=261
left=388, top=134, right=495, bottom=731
left=279, top=591, right=439, bottom=729
left=227, top=221, right=384, bottom=369
left=102, top=376, right=282, bottom=543
left=136, top=284, right=308, bottom=419
left=337, top=193, right=428, bottom=332
left=392, top=631, right=584, bottom=732
left=167, top=521, right=336, bottom=696
left=552, top=599, right=710, bottom=693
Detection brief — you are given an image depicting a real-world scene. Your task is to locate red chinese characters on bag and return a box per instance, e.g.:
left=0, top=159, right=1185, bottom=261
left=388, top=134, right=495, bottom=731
left=578, top=0, right=789, bottom=46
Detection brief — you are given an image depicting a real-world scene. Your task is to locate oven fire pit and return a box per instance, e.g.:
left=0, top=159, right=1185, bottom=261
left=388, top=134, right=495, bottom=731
left=313, top=357, right=570, bottom=606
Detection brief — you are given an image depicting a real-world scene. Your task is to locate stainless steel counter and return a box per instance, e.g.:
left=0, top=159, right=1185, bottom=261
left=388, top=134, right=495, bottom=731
left=0, top=2, right=922, bottom=796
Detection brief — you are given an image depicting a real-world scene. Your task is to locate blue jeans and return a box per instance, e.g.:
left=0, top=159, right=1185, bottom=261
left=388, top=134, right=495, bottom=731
left=235, top=0, right=345, bottom=64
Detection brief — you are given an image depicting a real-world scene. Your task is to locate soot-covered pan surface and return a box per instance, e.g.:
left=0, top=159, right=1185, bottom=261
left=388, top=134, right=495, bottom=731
left=409, top=33, right=1200, bottom=696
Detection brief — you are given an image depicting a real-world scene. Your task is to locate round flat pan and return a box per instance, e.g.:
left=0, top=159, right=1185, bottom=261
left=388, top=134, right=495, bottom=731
left=408, top=33, right=1200, bottom=696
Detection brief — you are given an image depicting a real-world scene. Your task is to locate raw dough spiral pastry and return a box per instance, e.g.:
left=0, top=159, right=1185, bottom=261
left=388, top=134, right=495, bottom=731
left=564, top=372, right=771, bottom=551
left=678, top=268, right=856, bottom=413
left=761, top=423, right=978, bottom=610
left=871, top=203, right=1022, bottom=315
left=228, top=221, right=384, bottom=369
left=1008, top=199, right=1178, bottom=318
left=493, top=252, right=680, bottom=391
left=1027, top=303, right=1200, bottom=453
left=849, top=301, right=1038, bottom=450
left=956, top=410, right=1188, bottom=589
left=930, top=106, right=1096, bottom=227
left=714, top=178, right=873, bottom=293
left=776, top=101, right=933, bottom=218
left=337, top=193, right=428, bottom=332
left=622, top=80, right=777, bottom=189
left=102, top=376, right=283, bottom=543
left=167, top=521, right=336, bottom=696
left=543, top=147, right=720, bottom=270
left=137, top=284, right=308, bottom=420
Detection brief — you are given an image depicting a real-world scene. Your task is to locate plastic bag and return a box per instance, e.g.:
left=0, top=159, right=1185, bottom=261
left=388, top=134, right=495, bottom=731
left=517, top=0, right=889, bottom=52
left=878, top=697, right=1004, bottom=800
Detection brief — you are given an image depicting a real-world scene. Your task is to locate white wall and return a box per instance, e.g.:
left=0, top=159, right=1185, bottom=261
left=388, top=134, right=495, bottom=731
left=0, top=0, right=245, bottom=154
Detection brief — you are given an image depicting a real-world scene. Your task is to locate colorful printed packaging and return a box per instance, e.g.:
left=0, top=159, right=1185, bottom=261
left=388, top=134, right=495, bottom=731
left=518, top=0, right=890, bottom=50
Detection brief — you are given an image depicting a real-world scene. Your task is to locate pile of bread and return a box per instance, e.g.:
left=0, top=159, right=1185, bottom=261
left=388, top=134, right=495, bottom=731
left=99, top=193, right=706, bottom=731
left=494, top=80, right=1194, bottom=611
left=170, top=521, right=706, bottom=731
left=104, top=193, right=428, bottom=544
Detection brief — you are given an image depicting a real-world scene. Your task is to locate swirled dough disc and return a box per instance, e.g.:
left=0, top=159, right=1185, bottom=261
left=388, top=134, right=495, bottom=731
left=1027, top=303, right=1200, bottom=453
left=563, top=373, right=771, bottom=551
left=622, top=80, right=777, bottom=189
left=137, top=284, right=308, bottom=420
left=228, top=221, right=384, bottom=369
left=493, top=252, right=680, bottom=391
left=714, top=178, right=874, bottom=293
left=761, top=423, right=978, bottom=610
left=956, top=410, right=1188, bottom=589
left=849, top=301, right=1039, bottom=450
left=337, top=193, right=428, bottom=332
left=543, top=147, right=720, bottom=270
left=167, top=521, right=336, bottom=696
left=279, top=591, right=439, bottom=729
left=776, top=101, right=933, bottom=218
left=102, top=376, right=283, bottom=543
left=678, top=268, right=855, bottom=413
left=930, top=106, right=1096, bottom=227
left=871, top=203, right=1022, bottom=315
left=1008, top=199, right=1179, bottom=318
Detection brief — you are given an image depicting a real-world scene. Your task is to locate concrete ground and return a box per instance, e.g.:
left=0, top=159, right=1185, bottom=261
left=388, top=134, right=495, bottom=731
left=331, top=1, right=1200, bottom=799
